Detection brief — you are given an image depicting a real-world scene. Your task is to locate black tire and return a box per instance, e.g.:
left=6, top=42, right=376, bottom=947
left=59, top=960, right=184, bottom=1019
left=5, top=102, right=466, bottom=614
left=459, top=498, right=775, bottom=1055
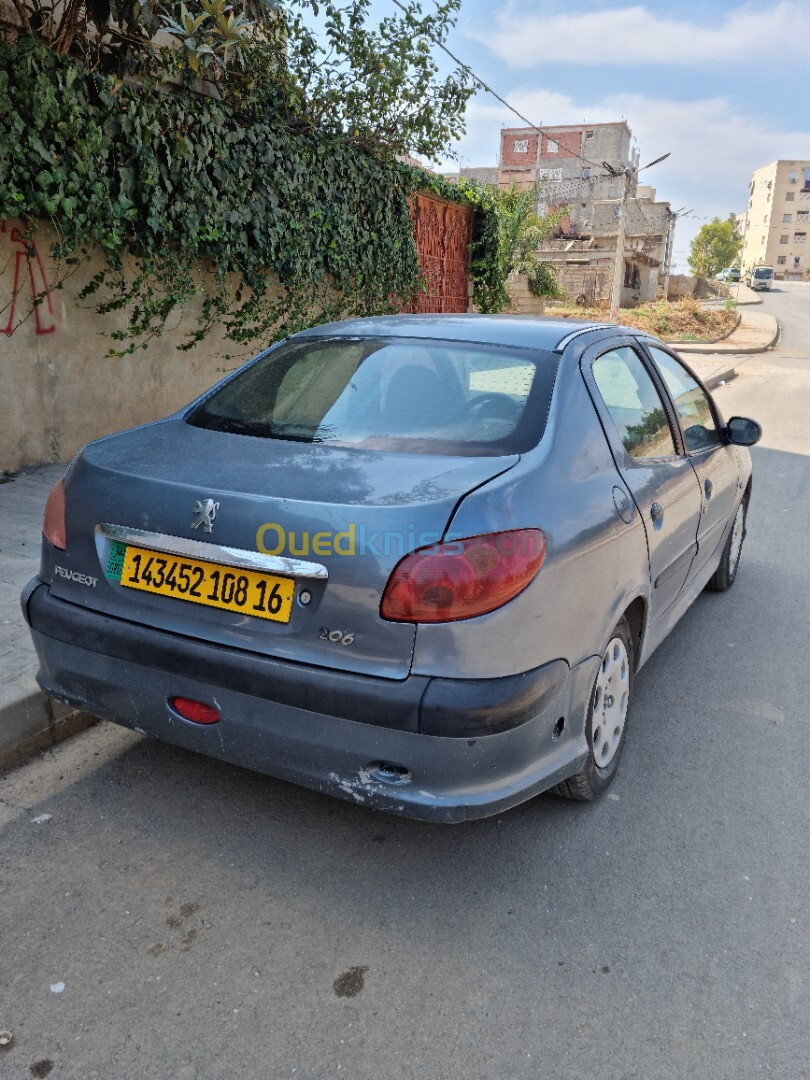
left=706, top=497, right=747, bottom=593
left=553, top=617, right=634, bottom=802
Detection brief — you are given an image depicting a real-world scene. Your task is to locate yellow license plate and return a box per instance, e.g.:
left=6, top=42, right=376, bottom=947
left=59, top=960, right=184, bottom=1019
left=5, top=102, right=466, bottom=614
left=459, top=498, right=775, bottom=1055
left=116, top=543, right=295, bottom=623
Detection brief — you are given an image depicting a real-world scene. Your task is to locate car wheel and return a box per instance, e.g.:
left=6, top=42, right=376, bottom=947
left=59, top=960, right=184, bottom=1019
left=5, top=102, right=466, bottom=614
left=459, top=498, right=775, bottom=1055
left=553, top=618, right=634, bottom=802
left=706, top=497, right=746, bottom=593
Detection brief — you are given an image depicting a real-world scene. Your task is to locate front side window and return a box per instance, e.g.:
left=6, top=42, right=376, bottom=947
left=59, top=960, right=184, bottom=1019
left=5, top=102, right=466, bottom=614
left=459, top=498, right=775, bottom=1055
left=648, top=347, right=720, bottom=453
left=188, top=337, right=559, bottom=457
left=592, top=347, right=676, bottom=460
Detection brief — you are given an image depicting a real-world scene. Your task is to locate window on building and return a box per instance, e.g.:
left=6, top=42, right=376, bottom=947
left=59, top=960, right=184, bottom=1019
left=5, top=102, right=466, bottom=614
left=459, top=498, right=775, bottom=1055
left=794, top=256, right=803, bottom=267
left=804, top=168, right=810, bottom=191
left=547, top=139, right=559, bottom=154
left=582, top=168, right=590, bottom=179
left=783, top=214, right=793, bottom=223
left=780, top=235, right=789, bottom=244
left=623, top=263, right=641, bottom=290
left=777, top=256, right=787, bottom=265
left=786, top=192, right=795, bottom=201
left=797, top=210, right=809, bottom=222
left=513, top=139, right=529, bottom=154
left=585, top=130, right=594, bottom=140
left=613, top=205, right=622, bottom=221
left=795, top=232, right=807, bottom=243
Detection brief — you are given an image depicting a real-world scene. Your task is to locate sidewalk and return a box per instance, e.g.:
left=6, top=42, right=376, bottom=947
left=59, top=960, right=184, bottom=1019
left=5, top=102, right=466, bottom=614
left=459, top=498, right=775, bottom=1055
left=670, top=309, right=779, bottom=357
left=0, top=465, right=91, bottom=771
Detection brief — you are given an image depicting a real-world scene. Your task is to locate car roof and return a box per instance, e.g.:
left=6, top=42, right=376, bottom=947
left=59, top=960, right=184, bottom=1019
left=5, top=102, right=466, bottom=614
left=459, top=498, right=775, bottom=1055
left=295, top=314, right=614, bottom=352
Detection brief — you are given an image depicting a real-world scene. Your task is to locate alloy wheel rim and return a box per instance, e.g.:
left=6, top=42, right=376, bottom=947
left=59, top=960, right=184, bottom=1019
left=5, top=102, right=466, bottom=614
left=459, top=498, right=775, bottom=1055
left=729, top=504, right=744, bottom=572
left=591, top=637, right=630, bottom=769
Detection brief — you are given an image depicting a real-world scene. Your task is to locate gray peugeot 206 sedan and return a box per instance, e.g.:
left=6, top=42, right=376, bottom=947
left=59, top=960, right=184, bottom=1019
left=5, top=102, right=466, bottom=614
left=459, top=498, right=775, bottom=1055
left=22, top=315, right=761, bottom=820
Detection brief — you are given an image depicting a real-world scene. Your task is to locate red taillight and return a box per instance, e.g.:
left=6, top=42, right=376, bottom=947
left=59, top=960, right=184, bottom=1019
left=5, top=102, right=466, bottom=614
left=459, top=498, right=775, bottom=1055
left=171, top=697, right=221, bottom=725
left=380, top=529, right=546, bottom=623
left=43, top=477, right=66, bottom=550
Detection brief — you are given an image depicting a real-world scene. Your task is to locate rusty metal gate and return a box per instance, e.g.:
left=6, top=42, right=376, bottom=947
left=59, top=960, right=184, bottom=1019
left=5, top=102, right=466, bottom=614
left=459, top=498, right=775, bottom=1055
left=405, top=192, right=472, bottom=314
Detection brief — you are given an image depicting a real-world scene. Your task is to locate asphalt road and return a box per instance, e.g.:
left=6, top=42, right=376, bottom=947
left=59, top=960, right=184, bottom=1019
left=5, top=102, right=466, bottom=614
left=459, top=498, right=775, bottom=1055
left=755, top=280, right=810, bottom=355
left=1, top=295, right=809, bottom=1080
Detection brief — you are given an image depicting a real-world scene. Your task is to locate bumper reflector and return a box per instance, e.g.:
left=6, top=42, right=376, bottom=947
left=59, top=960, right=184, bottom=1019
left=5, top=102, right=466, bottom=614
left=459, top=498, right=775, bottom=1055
left=171, top=696, right=221, bottom=725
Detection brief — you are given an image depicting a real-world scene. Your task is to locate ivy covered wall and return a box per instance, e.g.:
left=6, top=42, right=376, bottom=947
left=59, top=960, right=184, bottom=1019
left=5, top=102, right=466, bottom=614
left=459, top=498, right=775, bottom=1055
left=0, top=37, right=500, bottom=356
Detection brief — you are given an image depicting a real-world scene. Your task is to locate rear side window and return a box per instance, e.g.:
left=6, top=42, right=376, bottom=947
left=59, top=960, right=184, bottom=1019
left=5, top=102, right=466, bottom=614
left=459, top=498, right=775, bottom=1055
left=648, top=347, right=720, bottom=452
left=188, top=337, right=560, bottom=456
left=592, top=347, right=677, bottom=459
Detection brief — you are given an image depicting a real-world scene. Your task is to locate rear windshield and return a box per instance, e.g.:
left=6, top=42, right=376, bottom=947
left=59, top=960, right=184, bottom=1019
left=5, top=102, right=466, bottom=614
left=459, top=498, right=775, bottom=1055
left=187, top=336, right=560, bottom=456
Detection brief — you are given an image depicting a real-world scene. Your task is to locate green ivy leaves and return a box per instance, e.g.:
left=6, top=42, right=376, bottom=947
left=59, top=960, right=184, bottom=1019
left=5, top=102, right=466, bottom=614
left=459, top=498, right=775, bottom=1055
left=0, top=37, right=501, bottom=355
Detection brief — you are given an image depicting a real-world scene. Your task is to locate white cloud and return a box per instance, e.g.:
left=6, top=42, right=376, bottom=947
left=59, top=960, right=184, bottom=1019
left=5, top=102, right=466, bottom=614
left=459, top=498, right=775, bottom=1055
left=436, top=87, right=810, bottom=270
left=472, top=2, right=810, bottom=67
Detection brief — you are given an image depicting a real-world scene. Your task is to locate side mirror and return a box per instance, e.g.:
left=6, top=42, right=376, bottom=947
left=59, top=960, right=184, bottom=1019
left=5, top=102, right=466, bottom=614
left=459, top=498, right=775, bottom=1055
left=726, top=416, right=762, bottom=447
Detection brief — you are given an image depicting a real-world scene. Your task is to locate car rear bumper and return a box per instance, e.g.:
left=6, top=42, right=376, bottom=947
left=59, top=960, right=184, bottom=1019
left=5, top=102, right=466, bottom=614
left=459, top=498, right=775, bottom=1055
left=21, top=579, right=596, bottom=821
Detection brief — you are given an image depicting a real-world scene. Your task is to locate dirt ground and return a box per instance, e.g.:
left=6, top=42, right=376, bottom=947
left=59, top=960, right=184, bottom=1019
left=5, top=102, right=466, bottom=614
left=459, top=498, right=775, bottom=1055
left=546, top=296, right=738, bottom=342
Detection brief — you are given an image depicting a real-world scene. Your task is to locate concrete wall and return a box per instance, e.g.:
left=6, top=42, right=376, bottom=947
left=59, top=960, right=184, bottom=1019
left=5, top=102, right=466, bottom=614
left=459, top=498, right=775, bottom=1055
left=0, top=224, right=276, bottom=471
left=591, top=198, right=669, bottom=238
left=667, top=274, right=697, bottom=299
left=505, top=274, right=547, bottom=315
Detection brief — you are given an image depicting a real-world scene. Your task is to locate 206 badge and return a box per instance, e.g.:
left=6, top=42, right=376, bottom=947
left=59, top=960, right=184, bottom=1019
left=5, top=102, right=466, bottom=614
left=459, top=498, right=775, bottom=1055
left=191, top=498, right=220, bottom=533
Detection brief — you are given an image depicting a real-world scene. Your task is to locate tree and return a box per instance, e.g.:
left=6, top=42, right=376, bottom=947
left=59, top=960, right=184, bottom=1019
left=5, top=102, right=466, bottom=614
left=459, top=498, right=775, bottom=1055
left=2, top=0, right=476, bottom=161
left=496, top=185, right=568, bottom=301
left=688, top=214, right=742, bottom=279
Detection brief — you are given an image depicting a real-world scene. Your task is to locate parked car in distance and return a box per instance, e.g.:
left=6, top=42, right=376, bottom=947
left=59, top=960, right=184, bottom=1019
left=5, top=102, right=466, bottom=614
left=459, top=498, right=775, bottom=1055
left=22, top=316, right=762, bottom=821
left=745, top=266, right=774, bottom=291
left=715, top=267, right=741, bottom=282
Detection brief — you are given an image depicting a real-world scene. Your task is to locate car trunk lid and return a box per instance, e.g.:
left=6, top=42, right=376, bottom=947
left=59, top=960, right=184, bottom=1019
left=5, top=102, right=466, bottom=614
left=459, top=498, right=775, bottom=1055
left=53, top=420, right=518, bottom=678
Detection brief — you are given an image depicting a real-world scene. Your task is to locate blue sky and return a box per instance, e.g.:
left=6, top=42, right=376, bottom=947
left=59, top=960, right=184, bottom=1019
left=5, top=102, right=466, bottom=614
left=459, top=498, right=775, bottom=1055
left=422, top=0, right=810, bottom=270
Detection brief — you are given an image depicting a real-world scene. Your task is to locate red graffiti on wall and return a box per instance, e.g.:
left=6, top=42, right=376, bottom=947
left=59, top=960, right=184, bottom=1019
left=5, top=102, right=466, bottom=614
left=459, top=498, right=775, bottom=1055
left=0, top=221, right=57, bottom=336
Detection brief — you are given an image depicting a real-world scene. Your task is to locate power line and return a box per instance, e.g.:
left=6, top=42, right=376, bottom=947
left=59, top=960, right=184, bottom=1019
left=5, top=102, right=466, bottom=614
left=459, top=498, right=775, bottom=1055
left=633, top=198, right=654, bottom=231
left=389, top=0, right=611, bottom=175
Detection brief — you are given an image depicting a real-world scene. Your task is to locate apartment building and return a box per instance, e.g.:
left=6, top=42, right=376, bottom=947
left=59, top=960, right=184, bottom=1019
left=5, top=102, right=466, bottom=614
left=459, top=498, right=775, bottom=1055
left=741, top=160, right=810, bottom=281
left=497, top=121, right=638, bottom=229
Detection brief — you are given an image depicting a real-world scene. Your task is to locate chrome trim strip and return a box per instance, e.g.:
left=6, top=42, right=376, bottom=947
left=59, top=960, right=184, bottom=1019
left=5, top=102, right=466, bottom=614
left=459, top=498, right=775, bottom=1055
left=97, top=524, right=328, bottom=580
left=554, top=325, right=612, bottom=352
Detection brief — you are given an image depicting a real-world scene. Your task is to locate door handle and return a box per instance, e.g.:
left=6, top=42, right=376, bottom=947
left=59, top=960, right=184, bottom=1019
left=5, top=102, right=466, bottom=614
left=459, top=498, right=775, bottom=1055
left=650, top=501, right=664, bottom=526
left=704, top=478, right=713, bottom=500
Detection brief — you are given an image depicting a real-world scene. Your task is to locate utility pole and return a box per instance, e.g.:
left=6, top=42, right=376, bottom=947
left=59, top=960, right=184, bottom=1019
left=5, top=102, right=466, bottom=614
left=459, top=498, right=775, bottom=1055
left=662, top=209, right=675, bottom=302
left=662, top=206, right=690, bottom=301
left=608, top=152, right=671, bottom=322
left=608, top=170, right=632, bottom=322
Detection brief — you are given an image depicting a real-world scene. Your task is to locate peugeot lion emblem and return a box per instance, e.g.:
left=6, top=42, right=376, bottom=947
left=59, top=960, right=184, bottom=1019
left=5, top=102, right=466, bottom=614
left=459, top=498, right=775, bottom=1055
left=191, top=498, right=220, bottom=533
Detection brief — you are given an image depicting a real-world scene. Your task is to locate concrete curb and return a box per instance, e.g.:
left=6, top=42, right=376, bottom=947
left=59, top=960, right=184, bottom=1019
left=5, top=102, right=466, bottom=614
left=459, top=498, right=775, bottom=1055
left=0, top=684, right=96, bottom=773
left=702, top=366, right=742, bottom=391
left=671, top=316, right=780, bottom=355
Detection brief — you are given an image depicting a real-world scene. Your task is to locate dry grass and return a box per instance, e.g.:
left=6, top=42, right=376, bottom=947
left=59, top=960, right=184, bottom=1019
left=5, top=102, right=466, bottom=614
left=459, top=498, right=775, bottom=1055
left=545, top=296, right=738, bottom=343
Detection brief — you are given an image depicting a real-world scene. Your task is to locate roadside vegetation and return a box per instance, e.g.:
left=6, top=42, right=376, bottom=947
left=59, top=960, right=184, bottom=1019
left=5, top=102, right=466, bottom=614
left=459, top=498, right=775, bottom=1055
left=545, top=295, right=739, bottom=343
